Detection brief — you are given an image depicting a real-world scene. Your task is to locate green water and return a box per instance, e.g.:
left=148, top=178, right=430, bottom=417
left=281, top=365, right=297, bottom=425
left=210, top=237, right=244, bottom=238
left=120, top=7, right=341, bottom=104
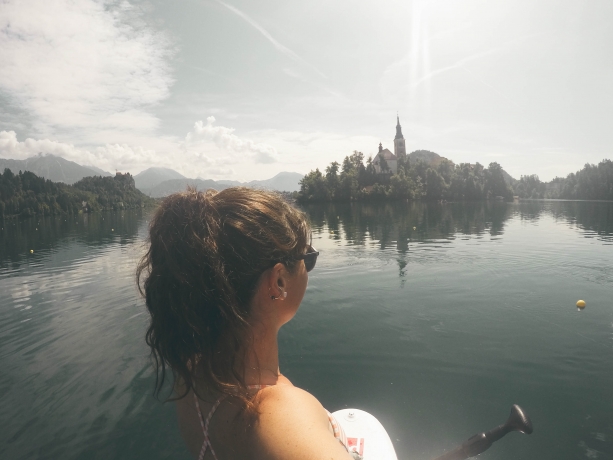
left=1, top=201, right=612, bottom=459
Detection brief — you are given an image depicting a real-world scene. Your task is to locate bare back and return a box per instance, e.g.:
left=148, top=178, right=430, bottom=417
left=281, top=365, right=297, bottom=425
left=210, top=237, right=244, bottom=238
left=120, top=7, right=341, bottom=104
left=175, top=379, right=353, bottom=460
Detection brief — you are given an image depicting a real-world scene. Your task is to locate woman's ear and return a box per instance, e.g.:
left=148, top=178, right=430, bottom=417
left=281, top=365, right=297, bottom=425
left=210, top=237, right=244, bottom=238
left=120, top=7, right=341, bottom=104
left=268, top=263, right=287, bottom=300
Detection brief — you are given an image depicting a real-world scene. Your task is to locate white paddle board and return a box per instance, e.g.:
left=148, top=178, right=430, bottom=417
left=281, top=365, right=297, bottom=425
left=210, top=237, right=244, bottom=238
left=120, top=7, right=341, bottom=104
left=332, top=408, right=399, bottom=460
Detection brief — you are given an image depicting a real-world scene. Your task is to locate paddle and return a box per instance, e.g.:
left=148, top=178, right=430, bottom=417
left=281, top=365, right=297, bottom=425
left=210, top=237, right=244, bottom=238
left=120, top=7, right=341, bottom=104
left=432, top=404, right=533, bottom=460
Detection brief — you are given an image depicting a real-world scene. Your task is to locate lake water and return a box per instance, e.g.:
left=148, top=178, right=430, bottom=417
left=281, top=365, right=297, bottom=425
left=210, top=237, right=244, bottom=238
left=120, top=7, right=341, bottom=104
left=1, top=201, right=612, bottom=460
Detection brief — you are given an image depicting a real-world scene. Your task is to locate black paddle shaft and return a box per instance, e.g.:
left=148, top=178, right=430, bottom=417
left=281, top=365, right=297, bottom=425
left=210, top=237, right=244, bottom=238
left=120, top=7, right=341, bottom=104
left=432, top=405, right=533, bottom=460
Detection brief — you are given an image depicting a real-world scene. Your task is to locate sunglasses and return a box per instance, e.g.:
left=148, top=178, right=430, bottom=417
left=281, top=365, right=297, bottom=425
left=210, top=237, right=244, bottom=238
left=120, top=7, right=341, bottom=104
left=295, top=245, right=319, bottom=272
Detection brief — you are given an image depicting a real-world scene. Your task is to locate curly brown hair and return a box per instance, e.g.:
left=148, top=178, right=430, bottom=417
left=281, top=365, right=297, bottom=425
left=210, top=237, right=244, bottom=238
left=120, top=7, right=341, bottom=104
left=136, top=187, right=309, bottom=404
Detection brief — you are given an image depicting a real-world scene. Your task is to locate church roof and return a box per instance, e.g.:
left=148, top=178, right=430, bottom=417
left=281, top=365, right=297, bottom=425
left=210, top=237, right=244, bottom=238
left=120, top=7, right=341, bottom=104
left=375, top=148, right=396, bottom=161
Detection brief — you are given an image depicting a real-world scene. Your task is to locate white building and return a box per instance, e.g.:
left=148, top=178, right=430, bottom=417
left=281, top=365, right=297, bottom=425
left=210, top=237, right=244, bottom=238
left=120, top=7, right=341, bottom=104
left=373, top=144, right=397, bottom=174
left=372, top=115, right=407, bottom=175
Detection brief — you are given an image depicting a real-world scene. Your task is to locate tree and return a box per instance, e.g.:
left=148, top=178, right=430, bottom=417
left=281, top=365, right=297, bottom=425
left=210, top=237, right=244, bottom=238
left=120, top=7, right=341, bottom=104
left=0, top=169, right=153, bottom=218
left=298, top=169, right=329, bottom=202
left=364, top=156, right=376, bottom=186
left=484, top=162, right=513, bottom=200
left=377, top=155, right=389, bottom=174
left=325, top=161, right=340, bottom=195
left=425, top=168, right=447, bottom=200
left=390, top=169, right=415, bottom=199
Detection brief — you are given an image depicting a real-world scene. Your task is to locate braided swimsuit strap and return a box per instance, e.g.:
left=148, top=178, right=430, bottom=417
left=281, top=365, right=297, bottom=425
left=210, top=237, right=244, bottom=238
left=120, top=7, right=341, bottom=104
left=246, top=384, right=275, bottom=390
left=193, top=393, right=227, bottom=460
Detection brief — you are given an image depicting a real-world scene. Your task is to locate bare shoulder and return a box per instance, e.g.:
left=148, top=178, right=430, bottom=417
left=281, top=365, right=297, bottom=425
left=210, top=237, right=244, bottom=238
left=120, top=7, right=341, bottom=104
left=252, top=385, right=352, bottom=460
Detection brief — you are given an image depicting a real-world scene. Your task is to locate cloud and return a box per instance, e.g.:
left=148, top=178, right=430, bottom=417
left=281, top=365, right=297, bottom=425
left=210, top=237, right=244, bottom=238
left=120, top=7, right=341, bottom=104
left=213, top=0, right=327, bottom=79
left=186, top=117, right=279, bottom=164
left=0, top=130, right=160, bottom=172
left=0, top=0, right=174, bottom=139
left=0, top=114, right=282, bottom=177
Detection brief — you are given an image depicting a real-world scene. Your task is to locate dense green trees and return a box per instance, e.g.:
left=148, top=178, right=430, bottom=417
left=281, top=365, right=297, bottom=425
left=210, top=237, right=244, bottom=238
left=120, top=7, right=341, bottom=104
left=298, top=151, right=513, bottom=203
left=556, top=160, right=613, bottom=200
left=300, top=152, right=613, bottom=203
left=510, top=160, right=613, bottom=201
left=513, top=175, right=547, bottom=199
left=0, top=169, right=154, bottom=218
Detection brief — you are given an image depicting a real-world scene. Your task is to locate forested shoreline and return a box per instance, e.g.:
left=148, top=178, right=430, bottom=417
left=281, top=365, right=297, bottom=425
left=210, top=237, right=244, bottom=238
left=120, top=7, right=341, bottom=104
left=298, top=152, right=513, bottom=203
left=0, top=169, right=155, bottom=218
left=513, top=159, right=613, bottom=200
left=297, top=152, right=613, bottom=203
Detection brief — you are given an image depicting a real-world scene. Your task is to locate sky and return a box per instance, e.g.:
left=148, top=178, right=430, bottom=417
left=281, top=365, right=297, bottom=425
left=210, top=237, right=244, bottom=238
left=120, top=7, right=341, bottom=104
left=0, top=0, right=612, bottom=181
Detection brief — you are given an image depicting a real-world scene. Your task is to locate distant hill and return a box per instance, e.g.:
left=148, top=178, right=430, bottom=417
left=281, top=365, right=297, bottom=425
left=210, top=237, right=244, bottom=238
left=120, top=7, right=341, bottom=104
left=408, top=150, right=448, bottom=167
left=0, top=154, right=109, bottom=184
left=215, top=179, right=243, bottom=186
left=407, top=150, right=516, bottom=184
left=0, top=169, right=154, bottom=218
left=134, top=167, right=186, bottom=191
left=145, top=178, right=228, bottom=198
left=247, top=172, right=303, bottom=192
left=144, top=171, right=303, bottom=198
left=87, top=165, right=113, bottom=176
left=501, top=169, right=516, bottom=186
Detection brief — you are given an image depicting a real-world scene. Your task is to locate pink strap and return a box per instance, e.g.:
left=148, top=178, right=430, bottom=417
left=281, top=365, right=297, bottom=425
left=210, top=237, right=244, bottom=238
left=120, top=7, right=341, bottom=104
left=326, top=410, right=349, bottom=451
left=193, top=393, right=227, bottom=460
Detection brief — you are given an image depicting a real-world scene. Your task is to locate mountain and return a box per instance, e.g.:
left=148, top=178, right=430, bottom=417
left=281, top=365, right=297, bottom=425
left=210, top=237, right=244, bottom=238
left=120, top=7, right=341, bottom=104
left=145, top=178, right=230, bottom=198
left=86, top=165, right=113, bottom=176
left=0, top=154, right=109, bottom=184
left=247, top=172, right=303, bottom=192
left=144, top=171, right=303, bottom=198
left=215, top=179, right=243, bottom=186
left=134, top=167, right=186, bottom=191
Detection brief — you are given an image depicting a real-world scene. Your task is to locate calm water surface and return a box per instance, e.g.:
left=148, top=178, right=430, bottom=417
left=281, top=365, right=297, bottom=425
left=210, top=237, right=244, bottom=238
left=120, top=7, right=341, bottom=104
left=1, top=201, right=612, bottom=460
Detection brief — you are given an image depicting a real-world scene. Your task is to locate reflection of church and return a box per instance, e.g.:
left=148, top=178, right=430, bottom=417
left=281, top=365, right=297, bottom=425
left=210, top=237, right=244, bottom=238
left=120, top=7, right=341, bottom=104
left=373, top=115, right=407, bottom=174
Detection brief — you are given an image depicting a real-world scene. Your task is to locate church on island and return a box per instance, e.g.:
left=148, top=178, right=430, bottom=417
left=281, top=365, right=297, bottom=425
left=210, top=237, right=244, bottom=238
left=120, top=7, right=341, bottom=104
left=372, top=115, right=406, bottom=174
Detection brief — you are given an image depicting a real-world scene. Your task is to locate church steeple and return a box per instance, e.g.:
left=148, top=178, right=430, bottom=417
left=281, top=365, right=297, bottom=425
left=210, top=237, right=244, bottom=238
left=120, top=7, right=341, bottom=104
left=394, top=113, right=406, bottom=160
left=395, top=113, right=404, bottom=140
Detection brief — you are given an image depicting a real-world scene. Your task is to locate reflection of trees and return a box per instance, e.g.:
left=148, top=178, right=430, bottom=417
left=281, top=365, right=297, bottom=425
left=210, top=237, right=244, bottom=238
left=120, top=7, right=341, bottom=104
left=304, top=201, right=513, bottom=246
left=0, top=209, right=145, bottom=269
left=516, top=201, right=613, bottom=243
left=551, top=202, right=613, bottom=242
left=304, top=201, right=613, bottom=256
left=301, top=201, right=515, bottom=277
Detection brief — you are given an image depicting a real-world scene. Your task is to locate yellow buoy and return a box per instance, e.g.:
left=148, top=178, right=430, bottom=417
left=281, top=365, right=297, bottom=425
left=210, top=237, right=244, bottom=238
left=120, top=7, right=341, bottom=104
left=576, top=300, right=586, bottom=308
left=30, top=249, right=34, bottom=254
left=413, top=226, right=416, bottom=230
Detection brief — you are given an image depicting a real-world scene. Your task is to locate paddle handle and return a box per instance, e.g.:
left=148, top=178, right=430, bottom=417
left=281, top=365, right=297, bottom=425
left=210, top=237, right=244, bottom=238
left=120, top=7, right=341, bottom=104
left=432, top=405, right=532, bottom=460
left=432, top=431, right=495, bottom=460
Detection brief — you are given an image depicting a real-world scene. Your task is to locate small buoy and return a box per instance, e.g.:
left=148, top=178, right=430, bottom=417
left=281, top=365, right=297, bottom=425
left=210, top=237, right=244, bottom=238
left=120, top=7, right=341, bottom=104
left=413, top=226, right=416, bottom=230
left=576, top=300, right=586, bottom=308
left=111, top=228, right=114, bottom=232
left=30, top=249, right=34, bottom=254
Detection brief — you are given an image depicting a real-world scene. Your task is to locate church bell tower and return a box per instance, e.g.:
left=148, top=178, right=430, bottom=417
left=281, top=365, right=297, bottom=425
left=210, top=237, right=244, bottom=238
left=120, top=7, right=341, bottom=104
left=394, top=114, right=406, bottom=160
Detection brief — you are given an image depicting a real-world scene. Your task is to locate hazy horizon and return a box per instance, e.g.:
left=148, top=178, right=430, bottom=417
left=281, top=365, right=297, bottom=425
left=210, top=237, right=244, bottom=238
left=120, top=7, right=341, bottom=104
left=1, top=0, right=612, bottom=182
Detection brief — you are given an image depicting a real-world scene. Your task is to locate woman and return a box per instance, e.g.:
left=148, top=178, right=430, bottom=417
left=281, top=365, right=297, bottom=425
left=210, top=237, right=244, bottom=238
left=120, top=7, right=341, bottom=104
left=137, top=187, right=354, bottom=459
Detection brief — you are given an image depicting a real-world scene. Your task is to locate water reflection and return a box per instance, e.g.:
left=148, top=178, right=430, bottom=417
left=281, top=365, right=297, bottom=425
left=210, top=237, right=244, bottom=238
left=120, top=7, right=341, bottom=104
left=304, top=201, right=512, bottom=248
left=1, top=202, right=612, bottom=460
left=0, top=209, right=190, bottom=460
left=303, top=200, right=613, bottom=253
left=0, top=210, right=146, bottom=270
